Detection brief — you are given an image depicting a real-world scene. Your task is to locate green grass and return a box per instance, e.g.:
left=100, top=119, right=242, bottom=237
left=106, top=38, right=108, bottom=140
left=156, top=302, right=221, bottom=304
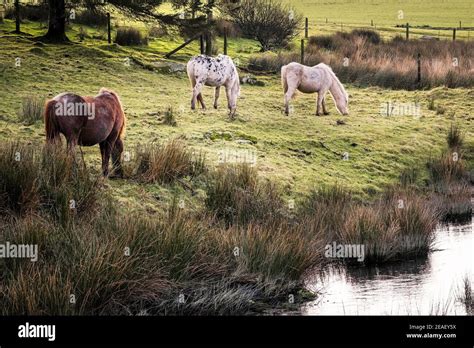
left=0, top=17, right=472, bottom=203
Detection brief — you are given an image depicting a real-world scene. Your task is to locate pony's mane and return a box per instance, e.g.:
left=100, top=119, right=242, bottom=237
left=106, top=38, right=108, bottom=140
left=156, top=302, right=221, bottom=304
left=316, top=63, right=348, bottom=102
left=98, top=88, right=123, bottom=107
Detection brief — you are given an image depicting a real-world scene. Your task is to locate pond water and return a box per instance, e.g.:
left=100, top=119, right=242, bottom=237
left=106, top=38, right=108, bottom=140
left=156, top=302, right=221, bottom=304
left=302, top=216, right=473, bottom=315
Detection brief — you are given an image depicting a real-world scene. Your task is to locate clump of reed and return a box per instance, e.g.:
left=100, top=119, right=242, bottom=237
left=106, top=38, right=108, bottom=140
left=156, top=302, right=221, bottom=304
left=133, top=139, right=205, bottom=184
left=17, top=96, right=43, bottom=125
left=115, top=27, right=148, bottom=46
left=205, top=163, right=286, bottom=226
left=426, top=124, right=472, bottom=222
left=0, top=142, right=100, bottom=225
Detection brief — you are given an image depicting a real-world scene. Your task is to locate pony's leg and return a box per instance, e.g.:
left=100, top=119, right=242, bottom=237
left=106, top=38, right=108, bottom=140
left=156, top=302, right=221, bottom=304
left=316, top=92, right=325, bottom=116
left=322, top=97, right=330, bottom=115
left=99, top=141, right=112, bottom=177
left=198, top=93, right=206, bottom=110
left=225, top=86, right=237, bottom=119
left=192, top=82, right=204, bottom=110
left=284, top=86, right=297, bottom=116
left=214, top=86, right=221, bottom=109
left=111, top=138, right=124, bottom=178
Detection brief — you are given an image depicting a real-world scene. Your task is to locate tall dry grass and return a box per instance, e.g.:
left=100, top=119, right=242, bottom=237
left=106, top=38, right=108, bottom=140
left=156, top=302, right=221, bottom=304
left=133, top=139, right=206, bottom=184
left=249, top=30, right=474, bottom=89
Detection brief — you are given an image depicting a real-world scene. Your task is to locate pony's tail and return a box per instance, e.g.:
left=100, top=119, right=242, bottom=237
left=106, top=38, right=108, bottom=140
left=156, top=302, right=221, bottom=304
left=186, top=60, right=196, bottom=88
left=281, top=65, right=288, bottom=93
left=119, top=113, right=126, bottom=139
left=44, top=100, right=60, bottom=143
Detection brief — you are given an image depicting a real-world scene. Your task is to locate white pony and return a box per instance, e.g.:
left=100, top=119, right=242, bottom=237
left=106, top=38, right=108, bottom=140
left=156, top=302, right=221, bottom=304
left=187, top=54, right=240, bottom=118
left=281, top=62, right=349, bottom=116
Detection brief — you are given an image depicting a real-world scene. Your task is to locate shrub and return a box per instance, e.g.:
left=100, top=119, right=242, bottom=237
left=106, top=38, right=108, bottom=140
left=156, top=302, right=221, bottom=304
left=115, top=27, right=148, bottom=46
left=18, top=96, right=43, bottom=125
left=222, top=0, right=302, bottom=51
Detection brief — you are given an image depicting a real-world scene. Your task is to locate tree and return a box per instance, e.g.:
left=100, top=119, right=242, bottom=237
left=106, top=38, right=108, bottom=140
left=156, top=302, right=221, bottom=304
left=44, top=0, right=68, bottom=42
left=14, top=0, right=20, bottom=33
left=222, top=0, right=302, bottom=51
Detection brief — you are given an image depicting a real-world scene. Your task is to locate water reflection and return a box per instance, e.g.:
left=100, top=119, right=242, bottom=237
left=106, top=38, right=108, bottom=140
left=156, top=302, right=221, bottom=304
left=303, top=217, right=473, bottom=315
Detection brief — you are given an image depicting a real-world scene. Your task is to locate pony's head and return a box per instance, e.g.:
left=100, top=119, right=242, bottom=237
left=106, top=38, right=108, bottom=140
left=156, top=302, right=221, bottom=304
left=336, top=92, right=349, bottom=116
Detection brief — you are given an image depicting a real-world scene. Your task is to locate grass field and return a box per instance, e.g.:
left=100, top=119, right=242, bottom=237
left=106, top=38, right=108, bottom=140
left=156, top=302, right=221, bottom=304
left=0, top=17, right=473, bottom=204
left=285, top=0, right=474, bottom=40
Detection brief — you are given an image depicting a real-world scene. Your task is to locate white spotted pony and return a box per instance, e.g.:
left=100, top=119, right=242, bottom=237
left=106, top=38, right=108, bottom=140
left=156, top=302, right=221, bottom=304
left=187, top=54, right=240, bottom=118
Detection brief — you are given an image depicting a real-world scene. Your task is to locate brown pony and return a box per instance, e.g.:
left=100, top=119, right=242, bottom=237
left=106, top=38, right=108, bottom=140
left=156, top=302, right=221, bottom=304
left=44, top=88, right=126, bottom=177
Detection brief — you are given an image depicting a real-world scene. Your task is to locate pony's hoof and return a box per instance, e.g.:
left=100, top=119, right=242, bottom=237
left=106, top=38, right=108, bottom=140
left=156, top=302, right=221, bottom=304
left=316, top=113, right=322, bottom=117
left=214, top=105, right=218, bottom=110
left=324, top=112, right=330, bottom=115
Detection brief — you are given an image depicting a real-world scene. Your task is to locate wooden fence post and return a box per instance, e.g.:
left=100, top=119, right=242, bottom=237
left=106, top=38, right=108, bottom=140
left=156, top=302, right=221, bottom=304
left=107, top=13, right=111, bottom=44
left=371, top=19, right=373, bottom=26
left=224, top=29, right=228, bottom=55
left=453, top=28, right=456, bottom=41
left=305, top=18, right=309, bottom=38
left=301, top=39, right=304, bottom=64
left=406, top=23, right=409, bottom=40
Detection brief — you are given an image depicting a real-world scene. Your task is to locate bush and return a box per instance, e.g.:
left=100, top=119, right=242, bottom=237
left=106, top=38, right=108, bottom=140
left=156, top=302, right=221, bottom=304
left=115, top=27, right=148, bottom=46
left=18, top=96, right=43, bottom=125
left=222, top=0, right=302, bottom=51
